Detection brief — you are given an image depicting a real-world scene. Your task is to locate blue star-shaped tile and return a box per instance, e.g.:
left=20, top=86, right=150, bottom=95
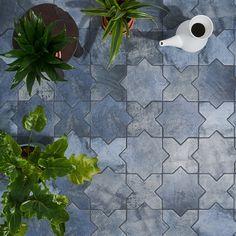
left=85, top=95, right=132, bottom=143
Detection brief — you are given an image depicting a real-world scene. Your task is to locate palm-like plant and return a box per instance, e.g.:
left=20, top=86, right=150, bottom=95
left=81, top=0, right=166, bottom=65
left=0, top=10, right=75, bottom=96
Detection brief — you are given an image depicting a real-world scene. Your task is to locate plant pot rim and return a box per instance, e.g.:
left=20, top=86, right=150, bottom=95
left=12, top=3, right=79, bottom=62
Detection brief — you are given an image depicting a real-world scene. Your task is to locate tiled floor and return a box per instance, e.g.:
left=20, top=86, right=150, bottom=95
left=0, top=0, right=236, bottom=235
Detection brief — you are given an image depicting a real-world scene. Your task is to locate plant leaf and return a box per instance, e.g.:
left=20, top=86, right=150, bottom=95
left=26, top=71, right=36, bottom=96
left=68, top=154, right=100, bottom=185
left=51, top=223, right=65, bottom=236
left=22, top=105, right=47, bottom=132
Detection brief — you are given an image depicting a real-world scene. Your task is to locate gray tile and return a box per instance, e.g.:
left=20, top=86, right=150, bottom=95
left=163, top=138, right=198, bottom=174
left=193, top=60, right=236, bottom=107
left=163, top=66, right=198, bottom=101
left=157, top=95, right=204, bottom=143
left=91, top=65, right=127, bottom=101
left=193, top=132, right=236, bottom=180
left=120, top=132, right=168, bottom=179
left=54, top=101, right=90, bottom=137
left=192, top=0, right=236, bottom=35
left=0, top=0, right=23, bottom=35
left=91, top=210, right=126, bottom=236
left=121, top=204, right=168, bottom=236
left=199, top=30, right=234, bottom=65
left=157, top=168, right=205, bottom=216
left=228, top=174, right=236, bottom=214
left=91, top=138, right=126, bottom=173
left=199, top=102, right=234, bottom=137
left=163, top=210, right=198, bottom=236
left=55, top=61, right=93, bottom=106
left=199, top=174, right=234, bottom=209
left=163, top=0, right=198, bottom=30
left=0, top=102, right=17, bottom=136
left=85, top=96, right=132, bottom=143
left=193, top=204, right=236, bottom=236
left=84, top=168, right=132, bottom=215
left=127, top=30, right=162, bottom=66
left=0, top=59, right=18, bottom=107
left=127, top=174, right=162, bottom=209
left=18, top=0, right=54, bottom=10
left=121, top=59, right=168, bottom=107
left=65, top=204, right=96, bottom=236
left=127, top=102, right=162, bottom=137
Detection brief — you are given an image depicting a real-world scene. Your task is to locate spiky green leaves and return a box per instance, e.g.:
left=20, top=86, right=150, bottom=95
left=81, top=0, right=166, bottom=65
left=22, top=105, right=47, bottom=132
left=1, top=10, right=75, bottom=96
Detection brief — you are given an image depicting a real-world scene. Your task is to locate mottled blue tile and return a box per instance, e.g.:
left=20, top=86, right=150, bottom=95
left=157, top=168, right=205, bottom=216
left=55, top=62, right=93, bottom=106
left=163, top=210, right=198, bottom=236
left=12, top=95, right=59, bottom=144
left=120, top=132, right=168, bottom=179
left=91, top=210, right=126, bottom=236
left=0, top=102, right=17, bottom=136
left=159, top=30, right=199, bottom=71
left=163, top=0, right=198, bottom=30
left=127, top=30, right=162, bottom=66
left=85, top=96, right=132, bottom=143
left=25, top=218, right=53, bottom=236
left=192, top=0, right=236, bottom=35
left=54, top=101, right=90, bottom=137
left=54, top=0, right=92, bottom=29
left=121, top=60, right=168, bottom=107
left=91, top=138, right=126, bottom=173
left=193, top=132, right=236, bottom=180
left=0, top=0, right=23, bottom=34
left=163, top=66, right=198, bottom=101
left=163, top=138, right=198, bottom=174
left=199, top=102, right=234, bottom=137
left=127, top=102, right=162, bottom=137
left=0, top=29, right=14, bottom=64
left=91, top=65, right=127, bottom=101
left=157, top=96, right=204, bottom=143
left=193, top=204, right=236, bottom=236
left=0, top=59, right=18, bottom=107
left=84, top=168, right=132, bottom=215
left=199, top=30, right=234, bottom=65
left=199, top=174, right=234, bottom=209
left=65, top=204, right=96, bottom=236
left=121, top=204, right=168, bottom=236
left=127, top=174, right=162, bottom=209
left=193, top=60, right=236, bottom=107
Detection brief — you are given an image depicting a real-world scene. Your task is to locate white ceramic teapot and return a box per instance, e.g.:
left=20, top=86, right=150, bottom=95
left=159, top=15, right=214, bottom=52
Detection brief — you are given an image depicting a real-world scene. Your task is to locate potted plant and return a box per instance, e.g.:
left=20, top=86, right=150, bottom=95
left=0, top=105, right=100, bottom=236
left=0, top=3, right=79, bottom=96
left=81, top=0, right=166, bottom=65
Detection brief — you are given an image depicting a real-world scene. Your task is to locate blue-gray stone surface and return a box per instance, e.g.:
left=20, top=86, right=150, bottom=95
left=1, top=0, right=236, bottom=235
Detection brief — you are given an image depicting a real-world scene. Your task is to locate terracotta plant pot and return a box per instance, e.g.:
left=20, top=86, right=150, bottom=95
left=101, top=16, right=135, bottom=34
left=12, top=3, right=79, bottom=62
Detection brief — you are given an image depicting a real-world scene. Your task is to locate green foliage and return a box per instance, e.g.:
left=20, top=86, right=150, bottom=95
left=0, top=10, right=75, bottom=96
left=0, top=106, right=100, bottom=236
left=81, top=0, right=167, bottom=65
left=22, top=105, right=47, bottom=132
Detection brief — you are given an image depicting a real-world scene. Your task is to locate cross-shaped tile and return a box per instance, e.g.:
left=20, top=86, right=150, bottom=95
left=163, top=138, right=198, bottom=173
left=121, top=59, right=168, bottom=107
left=127, top=174, right=162, bottom=209
left=193, top=132, right=236, bottom=180
left=163, top=66, right=198, bottom=101
left=91, top=210, right=126, bottom=236
left=91, top=138, right=126, bottom=173
left=163, top=210, right=198, bottom=236
left=199, top=30, right=234, bottom=65
left=199, top=102, right=234, bottom=137
left=199, top=174, right=234, bottom=209
left=127, top=102, right=162, bottom=137
left=120, top=132, right=168, bottom=179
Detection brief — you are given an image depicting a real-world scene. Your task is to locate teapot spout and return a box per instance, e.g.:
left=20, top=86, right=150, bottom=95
left=159, top=35, right=183, bottom=49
